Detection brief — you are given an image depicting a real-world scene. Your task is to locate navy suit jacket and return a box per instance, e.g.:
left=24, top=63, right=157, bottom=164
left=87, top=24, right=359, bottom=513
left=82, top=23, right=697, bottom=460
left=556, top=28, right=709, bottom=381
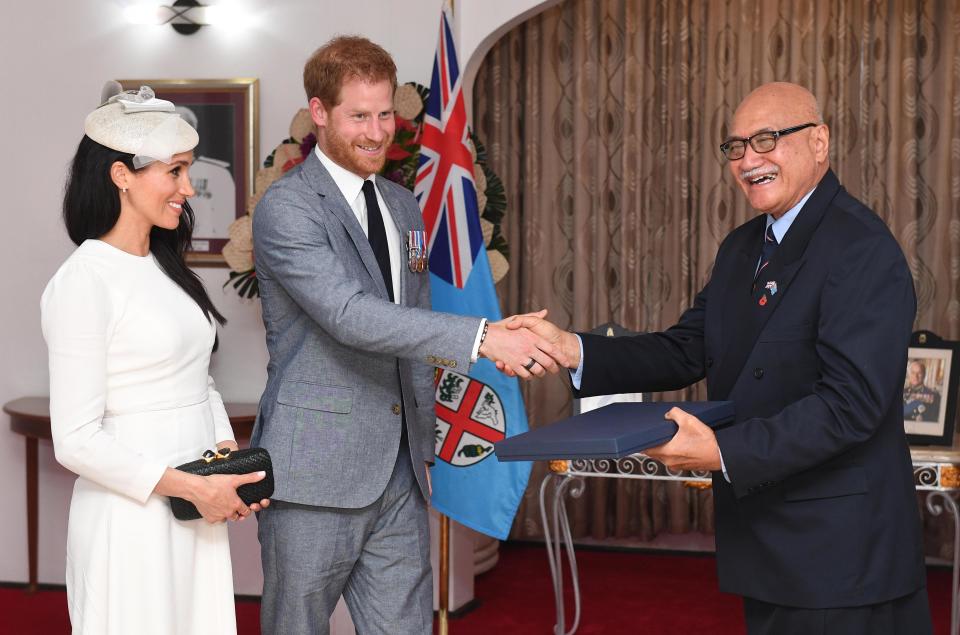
left=577, top=170, right=925, bottom=608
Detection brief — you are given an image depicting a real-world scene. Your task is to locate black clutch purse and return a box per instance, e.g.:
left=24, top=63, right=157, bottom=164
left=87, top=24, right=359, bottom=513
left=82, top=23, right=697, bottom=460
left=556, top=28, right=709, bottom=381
left=169, top=447, right=274, bottom=521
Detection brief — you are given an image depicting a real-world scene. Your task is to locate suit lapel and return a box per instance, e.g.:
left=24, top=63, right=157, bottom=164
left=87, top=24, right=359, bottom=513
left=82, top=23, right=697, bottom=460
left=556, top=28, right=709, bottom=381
left=376, top=175, right=416, bottom=306
left=300, top=153, right=390, bottom=301
left=710, top=170, right=842, bottom=399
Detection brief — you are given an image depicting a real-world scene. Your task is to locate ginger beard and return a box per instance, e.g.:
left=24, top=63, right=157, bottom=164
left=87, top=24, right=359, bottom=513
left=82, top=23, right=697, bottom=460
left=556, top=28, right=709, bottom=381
left=322, top=119, right=393, bottom=177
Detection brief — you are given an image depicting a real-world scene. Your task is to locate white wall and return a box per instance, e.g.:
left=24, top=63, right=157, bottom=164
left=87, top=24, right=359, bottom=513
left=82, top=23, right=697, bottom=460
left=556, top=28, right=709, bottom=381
left=0, top=0, right=553, bottom=593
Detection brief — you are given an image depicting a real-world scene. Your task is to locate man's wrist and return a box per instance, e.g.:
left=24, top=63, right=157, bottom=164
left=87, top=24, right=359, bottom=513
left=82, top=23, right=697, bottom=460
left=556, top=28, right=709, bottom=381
left=564, top=331, right=583, bottom=368
left=471, top=319, right=488, bottom=362
left=718, top=446, right=731, bottom=482
left=569, top=334, right=585, bottom=389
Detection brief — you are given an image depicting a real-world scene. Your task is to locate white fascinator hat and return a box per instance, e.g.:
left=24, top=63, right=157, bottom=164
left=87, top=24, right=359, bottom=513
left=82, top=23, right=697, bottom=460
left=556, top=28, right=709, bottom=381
left=84, top=81, right=199, bottom=168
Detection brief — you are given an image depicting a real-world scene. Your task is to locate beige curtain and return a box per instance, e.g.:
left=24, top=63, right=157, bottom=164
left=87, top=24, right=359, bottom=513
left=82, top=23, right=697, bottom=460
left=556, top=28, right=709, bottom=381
left=472, top=0, right=960, bottom=549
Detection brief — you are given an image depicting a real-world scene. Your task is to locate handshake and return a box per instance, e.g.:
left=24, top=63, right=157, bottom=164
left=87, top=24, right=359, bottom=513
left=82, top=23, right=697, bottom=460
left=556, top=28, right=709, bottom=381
left=477, top=310, right=581, bottom=379
left=476, top=309, right=724, bottom=472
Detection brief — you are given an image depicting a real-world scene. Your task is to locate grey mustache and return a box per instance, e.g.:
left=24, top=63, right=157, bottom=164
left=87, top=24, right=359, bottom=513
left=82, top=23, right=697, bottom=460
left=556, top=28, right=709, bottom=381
left=741, top=167, right=779, bottom=179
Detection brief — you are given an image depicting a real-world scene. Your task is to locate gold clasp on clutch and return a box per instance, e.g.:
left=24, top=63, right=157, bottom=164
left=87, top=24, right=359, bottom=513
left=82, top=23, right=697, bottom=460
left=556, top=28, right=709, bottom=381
left=201, top=447, right=232, bottom=463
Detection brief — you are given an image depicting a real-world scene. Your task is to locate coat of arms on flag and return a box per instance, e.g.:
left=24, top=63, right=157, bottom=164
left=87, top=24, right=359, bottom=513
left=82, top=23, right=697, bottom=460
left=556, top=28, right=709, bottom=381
left=434, top=369, right=505, bottom=466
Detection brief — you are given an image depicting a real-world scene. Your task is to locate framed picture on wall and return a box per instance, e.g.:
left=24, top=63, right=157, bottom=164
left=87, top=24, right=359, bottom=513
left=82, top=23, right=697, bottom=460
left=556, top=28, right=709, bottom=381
left=118, top=78, right=259, bottom=266
left=904, top=331, right=960, bottom=446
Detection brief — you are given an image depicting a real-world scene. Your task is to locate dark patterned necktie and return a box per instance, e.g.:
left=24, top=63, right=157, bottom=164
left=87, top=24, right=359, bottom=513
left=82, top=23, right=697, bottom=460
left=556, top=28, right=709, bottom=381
left=753, top=224, right=778, bottom=291
left=362, top=179, right=394, bottom=303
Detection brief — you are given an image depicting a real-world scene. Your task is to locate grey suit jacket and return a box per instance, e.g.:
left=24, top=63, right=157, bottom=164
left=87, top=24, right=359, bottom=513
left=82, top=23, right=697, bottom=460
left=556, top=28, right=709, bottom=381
left=251, top=152, right=481, bottom=508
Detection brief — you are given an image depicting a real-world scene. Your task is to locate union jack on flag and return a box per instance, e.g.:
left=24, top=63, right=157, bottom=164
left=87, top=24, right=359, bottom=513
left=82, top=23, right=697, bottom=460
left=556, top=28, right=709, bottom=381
left=414, top=6, right=485, bottom=289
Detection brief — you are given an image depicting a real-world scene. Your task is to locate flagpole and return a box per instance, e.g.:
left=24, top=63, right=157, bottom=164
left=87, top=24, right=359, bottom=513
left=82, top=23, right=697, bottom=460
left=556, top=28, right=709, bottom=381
left=439, top=513, right=451, bottom=634
left=440, top=4, right=453, bottom=632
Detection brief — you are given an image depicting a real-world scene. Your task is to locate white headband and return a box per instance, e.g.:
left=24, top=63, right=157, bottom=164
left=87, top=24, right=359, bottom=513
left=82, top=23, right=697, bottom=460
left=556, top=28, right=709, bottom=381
left=84, top=84, right=199, bottom=168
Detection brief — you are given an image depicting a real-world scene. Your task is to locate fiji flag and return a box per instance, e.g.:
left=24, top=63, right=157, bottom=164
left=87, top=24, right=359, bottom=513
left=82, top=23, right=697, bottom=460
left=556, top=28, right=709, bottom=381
left=414, top=4, right=531, bottom=540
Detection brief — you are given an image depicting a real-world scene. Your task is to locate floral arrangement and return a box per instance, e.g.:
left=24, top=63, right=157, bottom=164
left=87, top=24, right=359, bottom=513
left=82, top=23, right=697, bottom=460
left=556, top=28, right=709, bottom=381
left=222, top=82, right=511, bottom=299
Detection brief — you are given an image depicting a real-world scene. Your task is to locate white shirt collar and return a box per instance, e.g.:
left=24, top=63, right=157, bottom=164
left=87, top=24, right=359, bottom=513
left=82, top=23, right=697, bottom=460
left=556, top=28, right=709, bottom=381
left=314, top=145, right=374, bottom=204
left=766, top=187, right=814, bottom=243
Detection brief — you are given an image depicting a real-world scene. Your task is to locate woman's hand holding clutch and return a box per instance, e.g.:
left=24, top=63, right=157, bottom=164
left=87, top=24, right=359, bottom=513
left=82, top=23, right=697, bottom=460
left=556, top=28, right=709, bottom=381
left=193, top=471, right=268, bottom=523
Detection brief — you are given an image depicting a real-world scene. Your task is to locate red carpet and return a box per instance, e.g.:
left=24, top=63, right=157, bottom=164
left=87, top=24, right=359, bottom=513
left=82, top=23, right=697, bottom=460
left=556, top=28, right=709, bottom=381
left=453, top=543, right=953, bottom=634
left=0, top=543, right=952, bottom=634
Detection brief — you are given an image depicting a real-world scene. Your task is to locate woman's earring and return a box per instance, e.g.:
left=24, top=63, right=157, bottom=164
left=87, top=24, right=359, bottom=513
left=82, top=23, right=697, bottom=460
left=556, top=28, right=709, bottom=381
left=121, top=188, right=128, bottom=193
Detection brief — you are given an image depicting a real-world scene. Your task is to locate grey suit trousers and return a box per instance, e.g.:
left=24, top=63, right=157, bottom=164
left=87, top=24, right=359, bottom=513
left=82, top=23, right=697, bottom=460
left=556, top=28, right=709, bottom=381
left=258, top=443, right=431, bottom=635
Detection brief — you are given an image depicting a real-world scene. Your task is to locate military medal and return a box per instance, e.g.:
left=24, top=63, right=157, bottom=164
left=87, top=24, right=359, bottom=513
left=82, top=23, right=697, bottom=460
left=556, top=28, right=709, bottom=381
left=406, top=230, right=428, bottom=273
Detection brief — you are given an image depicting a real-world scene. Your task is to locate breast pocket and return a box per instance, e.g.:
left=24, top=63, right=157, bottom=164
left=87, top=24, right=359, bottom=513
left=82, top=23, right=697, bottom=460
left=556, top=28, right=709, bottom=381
left=277, top=380, right=353, bottom=414
left=758, top=321, right=815, bottom=343
left=758, top=321, right=819, bottom=403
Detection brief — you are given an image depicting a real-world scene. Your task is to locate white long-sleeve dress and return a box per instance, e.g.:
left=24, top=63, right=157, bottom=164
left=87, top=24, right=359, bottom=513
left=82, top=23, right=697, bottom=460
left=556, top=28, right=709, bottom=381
left=41, top=239, right=237, bottom=635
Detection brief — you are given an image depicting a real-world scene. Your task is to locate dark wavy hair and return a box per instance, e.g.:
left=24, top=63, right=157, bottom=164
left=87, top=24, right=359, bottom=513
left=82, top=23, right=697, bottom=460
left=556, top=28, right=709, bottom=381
left=62, top=135, right=226, bottom=328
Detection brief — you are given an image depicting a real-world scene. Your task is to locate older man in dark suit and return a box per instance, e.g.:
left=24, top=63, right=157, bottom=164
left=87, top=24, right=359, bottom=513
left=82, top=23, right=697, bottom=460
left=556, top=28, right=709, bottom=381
left=510, top=82, right=932, bottom=634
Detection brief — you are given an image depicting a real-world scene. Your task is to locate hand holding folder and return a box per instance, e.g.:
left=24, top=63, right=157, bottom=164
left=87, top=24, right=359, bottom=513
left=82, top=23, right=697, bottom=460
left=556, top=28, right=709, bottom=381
left=494, top=401, right=734, bottom=467
left=646, top=405, right=725, bottom=471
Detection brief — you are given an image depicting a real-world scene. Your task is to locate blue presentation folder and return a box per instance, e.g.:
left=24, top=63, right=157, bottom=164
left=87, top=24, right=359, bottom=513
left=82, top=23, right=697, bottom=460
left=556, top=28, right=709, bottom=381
left=494, top=401, right=735, bottom=461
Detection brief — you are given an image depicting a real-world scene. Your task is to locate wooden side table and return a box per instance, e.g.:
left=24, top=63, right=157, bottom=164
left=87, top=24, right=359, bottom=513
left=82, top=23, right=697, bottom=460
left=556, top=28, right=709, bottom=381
left=3, top=397, right=258, bottom=592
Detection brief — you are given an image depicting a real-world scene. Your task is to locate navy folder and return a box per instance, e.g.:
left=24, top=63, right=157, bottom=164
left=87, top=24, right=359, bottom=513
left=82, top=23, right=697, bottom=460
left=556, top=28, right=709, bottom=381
left=494, top=401, right=735, bottom=461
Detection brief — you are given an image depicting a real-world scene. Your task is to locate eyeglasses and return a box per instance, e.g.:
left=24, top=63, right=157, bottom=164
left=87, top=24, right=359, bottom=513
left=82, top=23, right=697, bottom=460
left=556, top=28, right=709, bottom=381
left=719, top=122, right=818, bottom=160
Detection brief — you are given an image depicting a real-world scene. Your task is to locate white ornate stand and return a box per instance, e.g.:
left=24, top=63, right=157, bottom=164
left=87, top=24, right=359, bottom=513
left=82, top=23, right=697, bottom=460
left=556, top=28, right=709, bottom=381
left=540, top=449, right=960, bottom=635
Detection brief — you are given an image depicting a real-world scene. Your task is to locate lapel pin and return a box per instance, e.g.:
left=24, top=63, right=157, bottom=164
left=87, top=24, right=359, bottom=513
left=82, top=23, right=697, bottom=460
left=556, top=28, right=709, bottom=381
left=765, top=281, right=778, bottom=295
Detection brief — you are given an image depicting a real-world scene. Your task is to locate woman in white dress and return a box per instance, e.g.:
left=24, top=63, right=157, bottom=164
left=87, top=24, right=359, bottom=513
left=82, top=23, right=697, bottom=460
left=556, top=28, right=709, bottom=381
left=41, top=84, right=269, bottom=635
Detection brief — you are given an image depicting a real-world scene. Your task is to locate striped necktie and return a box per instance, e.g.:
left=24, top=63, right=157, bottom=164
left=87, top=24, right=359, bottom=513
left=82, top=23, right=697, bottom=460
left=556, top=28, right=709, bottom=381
left=753, top=224, right=778, bottom=291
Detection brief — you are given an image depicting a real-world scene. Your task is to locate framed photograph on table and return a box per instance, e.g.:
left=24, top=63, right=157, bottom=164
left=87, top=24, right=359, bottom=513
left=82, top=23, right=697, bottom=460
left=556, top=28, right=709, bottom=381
left=118, top=78, right=259, bottom=266
left=904, top=331, right=960, bottom=446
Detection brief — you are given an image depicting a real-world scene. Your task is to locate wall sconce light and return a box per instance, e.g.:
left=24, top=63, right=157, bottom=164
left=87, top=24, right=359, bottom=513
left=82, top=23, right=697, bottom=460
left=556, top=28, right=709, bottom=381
left=125, top=0, right=221, bottom=35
